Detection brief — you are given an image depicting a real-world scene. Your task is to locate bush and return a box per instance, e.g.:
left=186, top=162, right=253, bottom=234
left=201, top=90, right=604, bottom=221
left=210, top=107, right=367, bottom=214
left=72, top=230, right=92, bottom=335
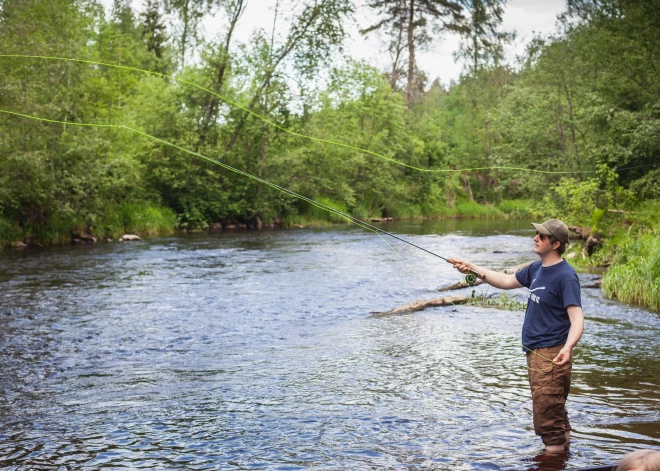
left=602, top=232, right=660, bottom=312
left=0, top=216, right=21, bottom=248
left=96, top=201, right=177, bottom=238
left=497, top=199, right=534, bottom=218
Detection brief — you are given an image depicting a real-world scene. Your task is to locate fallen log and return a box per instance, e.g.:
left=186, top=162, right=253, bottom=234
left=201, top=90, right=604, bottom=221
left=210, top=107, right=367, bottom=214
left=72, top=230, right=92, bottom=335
left=438, top=279, right=484, bottom=291
left=438, top=260, right=534, bottom=291
left=371, top=295, right=469, bottom=316
left=569, top=225, right=591, bottom=240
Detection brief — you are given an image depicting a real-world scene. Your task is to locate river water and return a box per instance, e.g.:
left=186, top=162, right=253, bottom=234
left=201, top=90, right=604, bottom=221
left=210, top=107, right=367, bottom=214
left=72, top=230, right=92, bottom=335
left=1, top=220, right=658, bottom=470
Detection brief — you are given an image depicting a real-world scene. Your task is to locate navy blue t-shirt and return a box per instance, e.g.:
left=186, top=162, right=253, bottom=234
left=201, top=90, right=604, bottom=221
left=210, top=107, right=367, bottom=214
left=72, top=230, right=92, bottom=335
left=515, top=259, right=582, bottom=350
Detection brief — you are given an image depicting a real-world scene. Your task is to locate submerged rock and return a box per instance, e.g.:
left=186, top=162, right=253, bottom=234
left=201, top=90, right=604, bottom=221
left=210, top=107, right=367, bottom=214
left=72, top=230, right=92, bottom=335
left=208, top=222, right=223, bottom=233
left=71, top=230, right=97, bottom=245
left=583, top=278, right=602, bottom=289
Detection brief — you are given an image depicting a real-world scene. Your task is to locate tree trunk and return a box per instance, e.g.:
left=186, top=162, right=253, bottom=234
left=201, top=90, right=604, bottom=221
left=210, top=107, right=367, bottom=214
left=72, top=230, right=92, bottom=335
left=389, top=21, right=405, bottom=90
left=463, top=173, right=474, bottom=201
left=180, top=0, right=190, bottom=67
left=406, top=0, right=415, bottom=108
left=562, top=74, right=581, bottom=173
left=198, top=0, right=245, bottom=147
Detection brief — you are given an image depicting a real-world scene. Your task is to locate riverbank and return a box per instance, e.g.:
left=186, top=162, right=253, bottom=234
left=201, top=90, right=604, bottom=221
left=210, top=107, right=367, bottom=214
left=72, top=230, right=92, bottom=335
left=0, top=201, right=176, bottom=249
left=566, top=201, right=660, bottom=313
left=1, top=198, right=535, bottom=250
left=3, top=197, right=658, bottom=314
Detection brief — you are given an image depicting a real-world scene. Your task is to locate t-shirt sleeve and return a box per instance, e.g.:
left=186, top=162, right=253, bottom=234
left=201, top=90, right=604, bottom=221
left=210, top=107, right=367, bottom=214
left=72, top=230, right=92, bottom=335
left=515, top=262, right=535, bottom=288
left=561, top=275, right=582, bottom=308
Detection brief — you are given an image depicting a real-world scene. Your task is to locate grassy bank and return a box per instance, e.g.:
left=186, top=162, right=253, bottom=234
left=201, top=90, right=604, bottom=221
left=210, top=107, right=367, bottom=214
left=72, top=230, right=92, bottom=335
left=384, top=198, right=534, bottom=219
left=1, top=201, right=176, bottom=249
left=95, top=202, right=177, bottom=239
left=602, top=233, right=660, bottom=312
left=278, top=198, right=535, bottom=227
left=568, top=201, right=660, bottom=313
left=2, top=198, right=537, bottom=249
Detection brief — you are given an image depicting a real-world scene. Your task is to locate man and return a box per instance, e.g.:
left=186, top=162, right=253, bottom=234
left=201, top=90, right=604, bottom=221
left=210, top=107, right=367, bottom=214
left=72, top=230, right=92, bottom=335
left=449, top=219, right=584, bottom=453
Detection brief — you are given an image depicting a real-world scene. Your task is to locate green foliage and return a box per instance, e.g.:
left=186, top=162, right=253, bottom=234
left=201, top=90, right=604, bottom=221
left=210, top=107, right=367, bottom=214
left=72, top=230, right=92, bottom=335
left=298, top=197, right=350, bottom=224
left=454, top=200, right=502, bottom=218
left=602, top=232, right=660, bottom=312
left=0, top=216, right=21, bottom=248
left=469, top=290, right=526, bottom=311
left=496, top=199, right=534, bottom=217
left=96, top=201, right=177, bottom=238
left=1, top=0, right=659, bottom=259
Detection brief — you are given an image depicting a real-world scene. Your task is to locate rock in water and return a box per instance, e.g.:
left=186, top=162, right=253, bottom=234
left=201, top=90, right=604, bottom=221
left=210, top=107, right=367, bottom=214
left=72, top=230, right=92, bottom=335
left=122, top=234, right=142, bottom=241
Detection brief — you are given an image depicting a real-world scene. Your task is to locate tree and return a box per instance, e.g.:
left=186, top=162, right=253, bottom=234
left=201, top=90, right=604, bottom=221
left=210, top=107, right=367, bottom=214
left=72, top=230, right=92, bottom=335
left=142, top=0, right=169, bottom=62
left=362, top=0, right=468, bottom=107
left=455, top=0, right=513, bottom=74
left=163, top=0, right=213, bottom=66
left=222, top=0, right=354, bottom=154
left=198, top=0, right=247, bottom=144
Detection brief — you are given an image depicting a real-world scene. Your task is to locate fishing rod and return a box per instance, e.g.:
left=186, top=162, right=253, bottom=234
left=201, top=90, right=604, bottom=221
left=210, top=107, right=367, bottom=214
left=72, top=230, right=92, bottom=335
left=0, top=107, right=484, bottom=285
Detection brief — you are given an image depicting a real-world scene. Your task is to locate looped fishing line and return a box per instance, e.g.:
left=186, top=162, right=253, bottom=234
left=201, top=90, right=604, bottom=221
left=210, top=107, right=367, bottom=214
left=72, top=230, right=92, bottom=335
left=0, top=54, right=602, bottom=176
left=524, top=346, right=556, bottom=373
left=0, top=55, right=578, bottom=361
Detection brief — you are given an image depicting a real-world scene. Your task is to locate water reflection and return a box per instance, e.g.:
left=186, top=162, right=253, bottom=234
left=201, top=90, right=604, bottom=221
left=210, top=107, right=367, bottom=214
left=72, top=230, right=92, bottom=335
left=0, top=221, right=658, bottom=469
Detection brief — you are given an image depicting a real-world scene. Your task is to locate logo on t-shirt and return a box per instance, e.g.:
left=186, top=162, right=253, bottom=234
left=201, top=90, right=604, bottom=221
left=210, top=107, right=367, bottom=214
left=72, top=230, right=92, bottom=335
left=528, top=286, right=546, bottom=304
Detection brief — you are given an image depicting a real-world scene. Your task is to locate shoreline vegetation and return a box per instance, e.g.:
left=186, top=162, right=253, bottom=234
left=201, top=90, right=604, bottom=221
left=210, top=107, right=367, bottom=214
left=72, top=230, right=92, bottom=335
left=0, top=198, right=535, bottom=250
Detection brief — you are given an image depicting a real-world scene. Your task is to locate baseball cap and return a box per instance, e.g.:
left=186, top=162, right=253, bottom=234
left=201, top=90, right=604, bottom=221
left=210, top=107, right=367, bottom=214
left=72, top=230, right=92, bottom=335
left=531, top=219, right=570, bottom=245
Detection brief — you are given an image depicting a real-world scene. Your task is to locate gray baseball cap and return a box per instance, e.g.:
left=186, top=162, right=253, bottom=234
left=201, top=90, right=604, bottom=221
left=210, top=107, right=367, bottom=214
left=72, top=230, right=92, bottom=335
left=532, top=219, right=570, bottom=245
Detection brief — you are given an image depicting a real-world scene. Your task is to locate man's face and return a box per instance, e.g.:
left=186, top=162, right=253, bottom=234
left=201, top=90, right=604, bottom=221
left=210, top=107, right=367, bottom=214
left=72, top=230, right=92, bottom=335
left=533, top=231, right=558, bottom=256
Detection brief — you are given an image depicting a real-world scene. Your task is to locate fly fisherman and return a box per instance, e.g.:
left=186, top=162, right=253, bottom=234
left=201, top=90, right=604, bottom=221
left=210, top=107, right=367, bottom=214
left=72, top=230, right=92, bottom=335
left=449, top=219, right=584, bottom=453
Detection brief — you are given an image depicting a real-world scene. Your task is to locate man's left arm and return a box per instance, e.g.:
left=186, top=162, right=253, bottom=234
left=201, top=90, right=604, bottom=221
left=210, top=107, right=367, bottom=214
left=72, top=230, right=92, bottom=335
left=553, top=305, right=584, bottom=366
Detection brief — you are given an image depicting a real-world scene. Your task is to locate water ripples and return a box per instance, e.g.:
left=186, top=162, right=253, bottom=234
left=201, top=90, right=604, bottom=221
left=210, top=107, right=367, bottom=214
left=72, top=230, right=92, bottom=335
left=1, top=220, right=658, bottom=469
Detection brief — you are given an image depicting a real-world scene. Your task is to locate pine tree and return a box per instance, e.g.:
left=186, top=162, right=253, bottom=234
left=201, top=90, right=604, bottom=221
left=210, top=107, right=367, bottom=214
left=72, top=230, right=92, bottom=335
left=362, top=0, right=468, bottom=108
left=142, top=0, right=168, bottom=60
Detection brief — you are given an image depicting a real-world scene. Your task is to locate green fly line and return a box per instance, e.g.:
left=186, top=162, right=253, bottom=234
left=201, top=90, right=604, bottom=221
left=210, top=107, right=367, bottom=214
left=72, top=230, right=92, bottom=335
left=0, top=107, right=462, bottom=293
left=0, top=54, right=596, bottom=176
left=0, top=52, right=555, bottom=363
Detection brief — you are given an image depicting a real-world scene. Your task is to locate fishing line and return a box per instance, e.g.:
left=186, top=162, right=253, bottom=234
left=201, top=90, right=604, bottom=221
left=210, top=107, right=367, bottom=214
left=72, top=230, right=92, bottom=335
left=0, top=108, right=473, bottom=281
left=0, top=111, right=534, bottom=367
left=0, top=54, right=598, bottom=176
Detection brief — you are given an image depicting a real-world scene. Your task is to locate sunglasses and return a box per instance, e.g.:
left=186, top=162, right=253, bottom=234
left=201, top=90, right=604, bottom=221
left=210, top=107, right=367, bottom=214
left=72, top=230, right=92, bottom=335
left=535, top=231, right=549, bottom=241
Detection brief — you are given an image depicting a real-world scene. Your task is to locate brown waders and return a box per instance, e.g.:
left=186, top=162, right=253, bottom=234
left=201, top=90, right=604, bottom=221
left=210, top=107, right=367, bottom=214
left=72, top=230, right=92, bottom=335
left=526, top=343, right=572, bottom=447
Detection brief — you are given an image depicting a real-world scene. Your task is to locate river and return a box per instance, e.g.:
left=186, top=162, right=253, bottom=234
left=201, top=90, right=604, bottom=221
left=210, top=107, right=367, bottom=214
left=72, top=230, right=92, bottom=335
left=1, top=220, right=658, bottom=470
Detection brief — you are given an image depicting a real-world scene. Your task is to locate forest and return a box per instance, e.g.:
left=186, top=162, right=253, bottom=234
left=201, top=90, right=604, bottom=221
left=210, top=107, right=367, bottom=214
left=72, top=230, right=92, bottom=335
left=0, top=0, right=658, bottom=310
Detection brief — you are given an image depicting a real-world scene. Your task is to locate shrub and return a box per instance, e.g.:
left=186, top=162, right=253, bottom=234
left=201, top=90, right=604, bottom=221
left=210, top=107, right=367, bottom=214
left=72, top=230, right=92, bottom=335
left=602, top=232, right=660, bottom=312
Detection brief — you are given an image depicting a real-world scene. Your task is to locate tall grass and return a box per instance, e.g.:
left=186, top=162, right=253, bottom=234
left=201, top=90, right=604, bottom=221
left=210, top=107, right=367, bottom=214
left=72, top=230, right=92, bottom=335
left=0, top=216, right=21, bottom=248
left=281, top=197, right=349, bottom=226
left=602, top=232, right=660, bottom=312
left=385, top=201, right=424, bottom=219
left=497, top=199, right=535, bottom=218
left=454, top=200, right=502, bottom=218
left=96, top=201, right=177, bottom=238
left=388, top=199, right=505, bottom=219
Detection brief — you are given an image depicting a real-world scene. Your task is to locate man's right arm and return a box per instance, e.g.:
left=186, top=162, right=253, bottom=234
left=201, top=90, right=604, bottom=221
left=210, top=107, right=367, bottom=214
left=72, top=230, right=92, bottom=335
left=448, top=258, right=523, bottom=290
